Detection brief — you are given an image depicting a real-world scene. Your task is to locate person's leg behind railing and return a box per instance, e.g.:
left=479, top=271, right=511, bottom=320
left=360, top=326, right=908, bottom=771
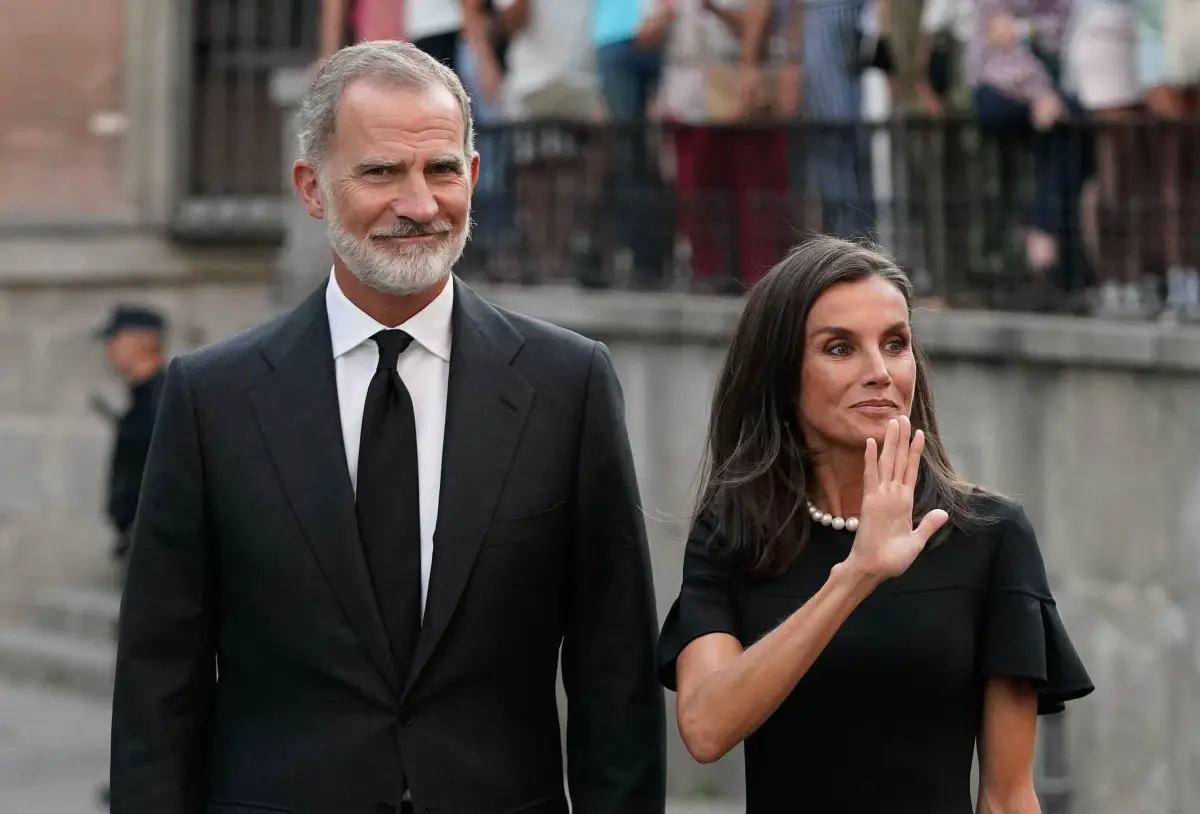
left=597, top=38, right=668, bottom=287
left=734, top=124, right=792, bottom=289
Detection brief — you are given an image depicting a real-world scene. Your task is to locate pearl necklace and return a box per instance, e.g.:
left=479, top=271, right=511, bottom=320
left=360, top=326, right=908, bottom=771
left=807, top=500, right=859, bottom=533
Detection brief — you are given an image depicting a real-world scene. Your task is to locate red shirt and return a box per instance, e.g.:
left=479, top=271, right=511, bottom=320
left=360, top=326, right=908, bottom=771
left=352, top=0, right=406, bottom=42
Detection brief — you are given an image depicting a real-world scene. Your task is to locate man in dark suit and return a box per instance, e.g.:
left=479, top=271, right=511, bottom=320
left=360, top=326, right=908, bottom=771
left=110, top=40, right=666, bottom=814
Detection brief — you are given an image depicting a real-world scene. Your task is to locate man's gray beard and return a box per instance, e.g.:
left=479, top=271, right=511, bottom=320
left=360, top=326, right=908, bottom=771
left=324, top=188, right=470, bottom=297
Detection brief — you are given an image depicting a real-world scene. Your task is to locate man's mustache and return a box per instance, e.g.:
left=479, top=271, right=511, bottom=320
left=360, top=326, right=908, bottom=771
left=370, top=221, right=452, bottom=238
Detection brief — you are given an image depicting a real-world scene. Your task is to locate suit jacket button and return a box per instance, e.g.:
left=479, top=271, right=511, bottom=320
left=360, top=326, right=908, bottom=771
left=398, top=705, right=415, bottom=726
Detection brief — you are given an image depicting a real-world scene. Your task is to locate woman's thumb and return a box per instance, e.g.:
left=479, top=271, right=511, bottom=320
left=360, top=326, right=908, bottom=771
left=915, top=509, right=950, bottom=543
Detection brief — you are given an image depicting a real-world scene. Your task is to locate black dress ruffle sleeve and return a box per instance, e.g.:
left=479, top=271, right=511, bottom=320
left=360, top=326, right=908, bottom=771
left=979, top=504, right=1094, bottom=714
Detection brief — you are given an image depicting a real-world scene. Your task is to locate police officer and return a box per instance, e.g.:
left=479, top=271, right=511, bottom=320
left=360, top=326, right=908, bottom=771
left=93, top=304, right=167, bottom=809
left=94, top=304, right=167, bottom=582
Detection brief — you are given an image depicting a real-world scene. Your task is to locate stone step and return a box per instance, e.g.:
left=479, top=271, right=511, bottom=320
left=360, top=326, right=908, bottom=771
left=0, top=625, right=115, bottom=700
left=665, top=803, right=742, bottom=814
left=31, top=586, right=121, bottom=643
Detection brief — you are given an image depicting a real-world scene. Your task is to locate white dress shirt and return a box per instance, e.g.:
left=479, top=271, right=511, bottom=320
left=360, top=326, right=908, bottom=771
left=325, top=272, right=453, bottom=616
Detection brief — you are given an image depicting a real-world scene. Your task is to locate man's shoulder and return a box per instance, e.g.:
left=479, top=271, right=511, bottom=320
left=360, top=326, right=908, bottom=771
left=461, top=287, right=606, bottom=402
left=171, top=307, right=296, bottom=383
left=478, top=299, right=606, bottom=390
left=491, top=301, right=596, bottom=360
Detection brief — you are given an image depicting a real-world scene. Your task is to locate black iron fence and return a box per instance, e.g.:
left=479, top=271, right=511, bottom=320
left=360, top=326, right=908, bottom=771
left=453, top=116, right=1200, bottom=318
left=166, top=1, right=1200, bottom=317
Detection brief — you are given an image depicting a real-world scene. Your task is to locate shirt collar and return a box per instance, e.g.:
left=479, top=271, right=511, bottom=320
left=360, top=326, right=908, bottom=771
left=325, top=270, right=454, bottom=362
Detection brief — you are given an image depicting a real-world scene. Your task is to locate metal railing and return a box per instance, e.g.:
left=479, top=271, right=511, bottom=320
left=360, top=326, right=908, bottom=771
left=166, top=1, right=1200, bottom=317
left=450, top=116, right=1200, bottom=317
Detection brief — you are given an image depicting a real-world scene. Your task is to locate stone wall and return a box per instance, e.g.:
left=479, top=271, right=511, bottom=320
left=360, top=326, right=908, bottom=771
left=0, top=278, right=277, bottom=611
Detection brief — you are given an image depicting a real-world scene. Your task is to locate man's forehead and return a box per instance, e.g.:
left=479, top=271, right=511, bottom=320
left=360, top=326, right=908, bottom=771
left=337, top=79, right=463, bottom=135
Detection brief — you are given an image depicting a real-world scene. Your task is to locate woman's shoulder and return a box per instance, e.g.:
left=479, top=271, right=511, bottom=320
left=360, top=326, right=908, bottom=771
left=955, top=487, right=1030, bottom=533
left=954, top=489, right=1055, bottom=587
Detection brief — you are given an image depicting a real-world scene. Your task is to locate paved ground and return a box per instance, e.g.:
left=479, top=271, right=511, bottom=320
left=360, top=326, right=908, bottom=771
left=0, top=678, right=739, bottom=814
left=0, top=680, right=111, bottom=814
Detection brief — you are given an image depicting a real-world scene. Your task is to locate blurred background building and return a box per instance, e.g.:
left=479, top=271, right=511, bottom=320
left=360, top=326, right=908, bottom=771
left=1, top=0, right=1199, bottom=811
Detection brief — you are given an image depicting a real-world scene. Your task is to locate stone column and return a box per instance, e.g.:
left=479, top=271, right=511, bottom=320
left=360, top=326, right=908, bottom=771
left=270, top=67, right=333, bottom=308
left=122, top=0, right=185, bottom=225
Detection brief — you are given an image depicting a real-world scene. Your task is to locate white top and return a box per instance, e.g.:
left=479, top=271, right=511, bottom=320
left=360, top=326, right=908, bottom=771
left=325, top=271, right=454, bottom=615
left=658, top=0, right=745, bottom=123
left=920, top=0, right=973, bottom=41
left=494, top=0, right=597, bottom=98
left=406, top=0, right=463, bottom=41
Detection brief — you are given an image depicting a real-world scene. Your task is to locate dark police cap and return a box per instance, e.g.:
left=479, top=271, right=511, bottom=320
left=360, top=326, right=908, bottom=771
left=94, top=304, right=167, bottom=339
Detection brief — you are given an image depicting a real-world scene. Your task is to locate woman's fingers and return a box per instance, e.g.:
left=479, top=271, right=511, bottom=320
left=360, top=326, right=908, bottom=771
left=876, top=419, right=899, bottom=485
left=903, top=428, right=925, bottom=487
left=862, top=437, right=879, bottom=494
left=891, top=416, right=911, bottom=482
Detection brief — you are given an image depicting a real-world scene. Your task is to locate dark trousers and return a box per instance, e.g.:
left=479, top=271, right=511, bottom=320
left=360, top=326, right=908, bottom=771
left=412, top=30, right=460, bottom=77
left=973, top=84, right=1093, bottom=240
left=674, top=126, right=792, bottom=287
left=597, top=38, right=670, bottom=281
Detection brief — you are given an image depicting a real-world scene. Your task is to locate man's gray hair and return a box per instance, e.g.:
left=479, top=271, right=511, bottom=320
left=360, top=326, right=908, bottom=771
left=298, top=40, right=475, bottom=170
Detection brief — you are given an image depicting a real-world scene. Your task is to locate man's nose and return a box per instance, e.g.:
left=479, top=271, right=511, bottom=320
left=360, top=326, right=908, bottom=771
left=390, top=176, right=440, bottom=223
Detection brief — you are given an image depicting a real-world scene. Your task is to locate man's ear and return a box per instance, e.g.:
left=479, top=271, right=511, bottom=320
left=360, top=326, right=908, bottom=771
left=293, top=160, right=326, bottom=219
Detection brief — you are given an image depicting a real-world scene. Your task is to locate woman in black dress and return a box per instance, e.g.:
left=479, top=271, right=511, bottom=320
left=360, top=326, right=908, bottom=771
left=658, top=236, right=1094, bottom=813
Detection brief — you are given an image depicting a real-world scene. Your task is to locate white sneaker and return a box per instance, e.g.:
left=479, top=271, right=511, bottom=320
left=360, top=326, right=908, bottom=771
left=1182, top=267, right=1200, bottom=320
left=1121, top=283, right=1143, bottom=318
left=1095, top=281, right=1123, bottom=318
left=1161, top=266, right=1189, bottom=321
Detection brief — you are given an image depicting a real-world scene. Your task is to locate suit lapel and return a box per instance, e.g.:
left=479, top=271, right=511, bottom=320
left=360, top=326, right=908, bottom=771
left=249, top=286, right=399, bottom=694
left=405, top=280, right=532, bottom=697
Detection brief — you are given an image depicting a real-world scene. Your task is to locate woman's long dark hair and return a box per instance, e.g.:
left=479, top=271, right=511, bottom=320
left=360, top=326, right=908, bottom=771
left=695, top=235, right=996, bottom=577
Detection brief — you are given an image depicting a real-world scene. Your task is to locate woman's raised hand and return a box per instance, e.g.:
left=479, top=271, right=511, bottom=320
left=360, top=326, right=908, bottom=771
left=846, top=416, right=949, bottom=582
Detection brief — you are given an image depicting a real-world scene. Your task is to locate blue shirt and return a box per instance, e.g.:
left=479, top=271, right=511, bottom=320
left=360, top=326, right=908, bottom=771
left=593, top=0, right=645, bottom=48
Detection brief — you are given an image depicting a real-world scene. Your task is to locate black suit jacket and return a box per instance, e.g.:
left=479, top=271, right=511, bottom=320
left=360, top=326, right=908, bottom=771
left=110, top=279, right=666, bottom=814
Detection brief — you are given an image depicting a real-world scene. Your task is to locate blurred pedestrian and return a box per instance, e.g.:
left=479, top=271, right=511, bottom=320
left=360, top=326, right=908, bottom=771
left=659, top=236, right=1094, bottom=811
left=94, top=304, right=167, bottom=583
left=109, top=40, right=665, bottom=814
left=594, top=0, right=675, bottom=287
left=658, top=0, right=792, bottom=291
left=969, top=0, right=1095, bottom=299
left=1067, top=0, right=1144, bottom=317
left=460, top=0, right=519, bottom=279
left=1137, top=0, right=1200, bottom=319
left=496, top=0, right=607, bottom=284
left=320, top=0, right=464, bottom=75
left=320, top=0, right=406, bottom=60
left=92, top=303, right=166, bottom=811
left=742, top=0, right=879, bottom=240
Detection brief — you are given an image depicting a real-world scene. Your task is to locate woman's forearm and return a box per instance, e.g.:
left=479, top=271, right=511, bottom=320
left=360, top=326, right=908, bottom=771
left=709, top=6, right=746, bottom=37
left=739, top=0, right=773, bottom=67
left=677, top=561, right=878, bottom=763
left=462, top=0, right=499, bottom=66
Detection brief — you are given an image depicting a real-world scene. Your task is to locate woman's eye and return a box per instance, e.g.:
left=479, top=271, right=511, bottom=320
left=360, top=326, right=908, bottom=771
left=885, top=337, right=909, bottom=352
left=826, top=342, right=851, bottom=356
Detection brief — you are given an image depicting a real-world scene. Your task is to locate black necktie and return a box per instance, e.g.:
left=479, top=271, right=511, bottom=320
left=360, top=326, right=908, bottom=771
left=356, top=329, right=423, bottom=689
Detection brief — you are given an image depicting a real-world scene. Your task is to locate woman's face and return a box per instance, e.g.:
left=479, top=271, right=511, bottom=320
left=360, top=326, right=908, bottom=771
left=798, top=276, right=917, bottom=453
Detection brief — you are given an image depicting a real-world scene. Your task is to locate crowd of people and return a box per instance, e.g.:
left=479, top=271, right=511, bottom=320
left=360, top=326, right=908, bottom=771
left=313, top=0, right=1200, bottom=320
